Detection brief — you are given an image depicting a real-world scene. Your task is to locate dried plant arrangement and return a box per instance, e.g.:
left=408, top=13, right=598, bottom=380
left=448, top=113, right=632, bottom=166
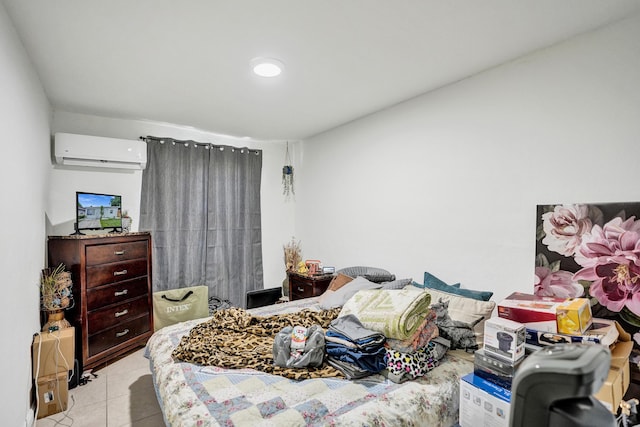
left=283, top=237, right=302, bottom=272
left=40, top=263, right=74, bottom=311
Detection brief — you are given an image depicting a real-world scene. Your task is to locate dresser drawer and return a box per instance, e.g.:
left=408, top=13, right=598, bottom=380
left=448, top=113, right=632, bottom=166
left=86, top=277, right=149, bottom=310
left=290, top=281, right=314, bottom=299
left=87, top=296, right=150, bottom=334
left=86, top=259, right=148, bottom=288
left=288, top=273, right=333, bottom=301
left=88, top=315, right=150, bottom=357
left=86, top=241, right=148, bottom=266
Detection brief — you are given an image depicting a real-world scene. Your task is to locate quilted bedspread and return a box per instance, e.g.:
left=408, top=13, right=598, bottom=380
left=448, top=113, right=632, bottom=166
left=145, top=297, right=473, bottom=427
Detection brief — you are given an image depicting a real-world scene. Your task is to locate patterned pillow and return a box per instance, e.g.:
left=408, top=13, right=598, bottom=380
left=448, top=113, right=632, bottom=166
left=336, top=266, right=396, bottom=283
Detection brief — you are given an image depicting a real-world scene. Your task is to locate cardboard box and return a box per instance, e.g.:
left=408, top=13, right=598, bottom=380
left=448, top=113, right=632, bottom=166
left=525, top=318, right=620, bottom=348
left=460, top=373, right=511, bottom=427
left=594, top=323, right=632, bottom=413
left=32, top=327, right=75, bottom=378
left=497, top=292, right=566, bottom=332
left=483, top=317, right=526, bottom=363
left=36, top=372, right=68, bottom=419
left=556, top=298, right=592, bottom=335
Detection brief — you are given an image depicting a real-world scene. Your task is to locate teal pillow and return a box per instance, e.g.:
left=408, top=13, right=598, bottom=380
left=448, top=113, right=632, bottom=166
left=410, top=280, right=461, bottom=289
left=423, top=272, right=493, bottom=301
left=410, top=280, right=460, bottom=289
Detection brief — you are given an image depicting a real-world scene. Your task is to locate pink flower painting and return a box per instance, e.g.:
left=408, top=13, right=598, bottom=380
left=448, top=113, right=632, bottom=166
left=541, top=204, right=594, bottom=257
left=534, top=266, right=584, bottom=299
left=573, top=216, right=640, bottom=316
left=536, top=202, right=640, bottom=336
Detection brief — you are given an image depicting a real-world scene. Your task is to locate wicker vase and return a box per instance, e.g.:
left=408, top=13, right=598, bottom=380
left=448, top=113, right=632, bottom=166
left=42, top=309, right=71, bottom=332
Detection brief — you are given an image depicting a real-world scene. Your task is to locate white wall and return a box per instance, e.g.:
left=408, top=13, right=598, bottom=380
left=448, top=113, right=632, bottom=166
left=297, top=14, right=640, bottom=305
left=50, top=112, right=296, bottom=290
left=0, top=3, right=52, bottom=426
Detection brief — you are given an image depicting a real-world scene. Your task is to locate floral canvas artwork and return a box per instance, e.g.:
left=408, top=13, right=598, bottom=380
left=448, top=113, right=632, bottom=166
left=535, top=202, right=640, bottom=355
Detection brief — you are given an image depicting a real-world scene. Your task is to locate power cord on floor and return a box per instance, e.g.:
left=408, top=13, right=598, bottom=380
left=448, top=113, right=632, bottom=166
left=39, top=395, right=75, bottom=427
left=618, top=398, right=639, bottom=427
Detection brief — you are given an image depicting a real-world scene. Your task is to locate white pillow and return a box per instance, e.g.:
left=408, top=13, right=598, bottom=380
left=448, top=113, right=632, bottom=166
left=318, top=276, right=381, bottom=309
left=404, top=285, right=496, bottom=345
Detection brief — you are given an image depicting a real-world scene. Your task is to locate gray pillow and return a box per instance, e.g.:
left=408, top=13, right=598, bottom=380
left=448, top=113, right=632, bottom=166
left=318, top=276, right=382, bottom=309
left=380, top=278, right=413, bottom=290
left=336, top=266, right=396, bottom=283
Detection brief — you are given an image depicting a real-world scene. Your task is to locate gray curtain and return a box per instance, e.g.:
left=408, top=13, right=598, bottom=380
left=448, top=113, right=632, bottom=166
left=139, top=139, right=263, bottom=307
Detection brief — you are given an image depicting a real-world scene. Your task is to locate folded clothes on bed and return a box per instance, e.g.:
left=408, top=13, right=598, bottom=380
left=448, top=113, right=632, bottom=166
left=326, top=314, right=386, bottom=350
left=385, top=309, right=439, bottom=353
left=383, top=336, right=451, bottom=384
left=325, top=314, right=387, bottom=377
left=339, top=288, right=432, bottom=340
left=326, top=343, right=387, bottom=372
left=327, top=356, right=373, bottom=380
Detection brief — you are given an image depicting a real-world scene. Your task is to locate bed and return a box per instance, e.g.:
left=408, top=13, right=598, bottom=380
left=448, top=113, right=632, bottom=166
left=145, top=295, right=476, bottom=426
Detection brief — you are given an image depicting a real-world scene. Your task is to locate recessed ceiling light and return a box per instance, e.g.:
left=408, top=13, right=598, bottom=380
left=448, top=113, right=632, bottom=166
left=251, top=57, right=284, bottom=77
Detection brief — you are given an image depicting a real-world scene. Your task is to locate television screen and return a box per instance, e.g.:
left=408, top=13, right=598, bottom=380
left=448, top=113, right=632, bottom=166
left=76, top=192, right=122, bottom=233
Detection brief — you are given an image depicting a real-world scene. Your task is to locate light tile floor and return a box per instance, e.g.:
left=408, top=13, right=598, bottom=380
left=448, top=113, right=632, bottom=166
left=36, top=347, right=164, bottom=427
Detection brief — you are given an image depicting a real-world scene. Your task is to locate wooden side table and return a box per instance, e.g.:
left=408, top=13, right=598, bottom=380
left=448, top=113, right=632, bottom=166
left=288, top=272, right=334, bottom=301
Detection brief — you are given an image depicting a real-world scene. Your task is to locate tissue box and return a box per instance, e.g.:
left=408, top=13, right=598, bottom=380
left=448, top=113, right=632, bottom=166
left=497, top=292, right=566, bottom=332
left=460, top=373, right=511, bottom=427
left=483, top=317, right=526, bottom=363
left=556, top=298, right=592, bottom=335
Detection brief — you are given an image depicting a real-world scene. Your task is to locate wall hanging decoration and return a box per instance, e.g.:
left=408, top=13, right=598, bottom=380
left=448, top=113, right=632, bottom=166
left=282, top=142, right=294, bottom=199
left=535, top=201, right=640, bottom=374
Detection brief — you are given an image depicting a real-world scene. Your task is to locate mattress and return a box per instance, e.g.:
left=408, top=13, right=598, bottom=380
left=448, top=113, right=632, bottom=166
left=145, top=296, right=473, bottom=426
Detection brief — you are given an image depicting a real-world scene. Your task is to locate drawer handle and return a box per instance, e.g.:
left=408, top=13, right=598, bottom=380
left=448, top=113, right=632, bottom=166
left=115, top=329, right=130, bottom=338
left=297, top=287, right=304, bottom=292
left=114, top=289, right=128, bottom=297
left=114, top=250, right=126, bottom=255
left=115, top=309, right=129, bottom=318
left=113, top=269, right=128, bottom=276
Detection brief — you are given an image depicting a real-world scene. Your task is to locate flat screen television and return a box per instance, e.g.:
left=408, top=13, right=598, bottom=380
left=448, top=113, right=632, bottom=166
left=75, top=191, right=122, bottom=234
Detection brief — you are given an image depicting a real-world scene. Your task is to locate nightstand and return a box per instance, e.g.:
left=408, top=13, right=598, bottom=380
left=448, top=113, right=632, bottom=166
left=287, top=272, right=334, bottom=301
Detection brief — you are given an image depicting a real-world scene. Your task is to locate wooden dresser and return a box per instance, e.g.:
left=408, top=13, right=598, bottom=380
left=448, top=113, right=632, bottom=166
left=288, top=271, right=334, bottom=301
left=47, top=232, right=153, bottom=371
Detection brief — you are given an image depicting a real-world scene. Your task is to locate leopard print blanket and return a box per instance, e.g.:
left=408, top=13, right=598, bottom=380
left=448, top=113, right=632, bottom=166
left=172, top=306, right=344, bottom=380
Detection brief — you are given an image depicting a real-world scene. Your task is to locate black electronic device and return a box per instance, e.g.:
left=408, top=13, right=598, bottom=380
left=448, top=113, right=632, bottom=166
left=246, top=288, right=282, bottom=309
left=509, top=344, right=615, bottom=427
left=74, top=191, right=122, bottom=234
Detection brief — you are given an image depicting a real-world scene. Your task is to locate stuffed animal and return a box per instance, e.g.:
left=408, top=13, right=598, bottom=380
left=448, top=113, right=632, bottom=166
left=432, top=299, right=481, bottom=352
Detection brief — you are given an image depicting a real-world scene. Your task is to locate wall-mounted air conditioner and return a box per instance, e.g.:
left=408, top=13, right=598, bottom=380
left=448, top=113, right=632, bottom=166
left=54, top=132, right=147, bottom=170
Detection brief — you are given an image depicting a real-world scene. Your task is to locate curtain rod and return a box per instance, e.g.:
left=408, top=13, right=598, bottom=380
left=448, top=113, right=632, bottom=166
left=140, top=135, right=261, bottom=155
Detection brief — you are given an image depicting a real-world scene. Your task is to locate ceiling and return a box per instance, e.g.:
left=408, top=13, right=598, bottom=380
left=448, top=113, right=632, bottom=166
left=4, top=1, right=640, bottom=141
